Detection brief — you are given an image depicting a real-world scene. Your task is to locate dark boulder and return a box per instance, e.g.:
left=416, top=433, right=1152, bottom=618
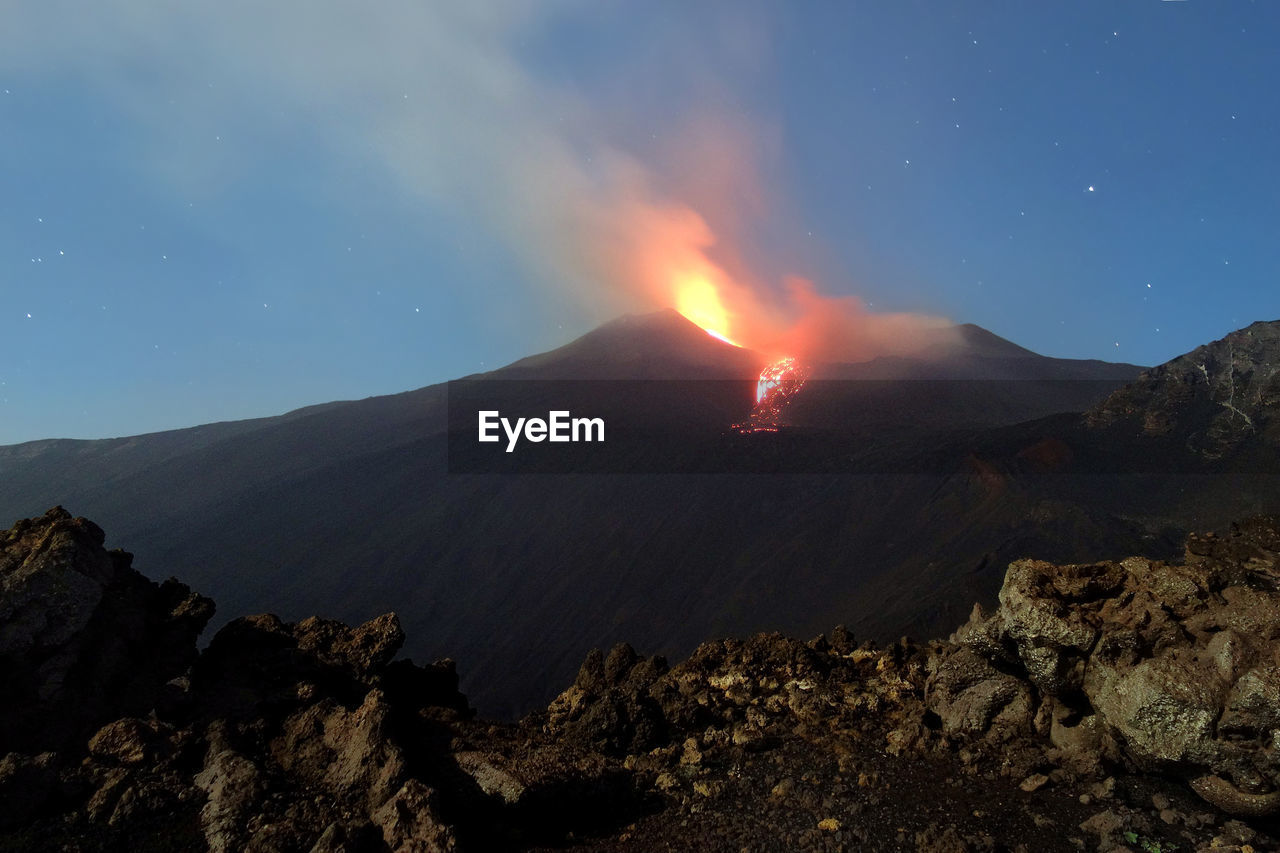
left=944, top=516, right=1280, bottom=814
left=0, top=506, right=213, bottom=753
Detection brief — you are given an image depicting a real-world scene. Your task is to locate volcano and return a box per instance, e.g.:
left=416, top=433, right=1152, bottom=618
left=2, top=314, right=1276, bottom=717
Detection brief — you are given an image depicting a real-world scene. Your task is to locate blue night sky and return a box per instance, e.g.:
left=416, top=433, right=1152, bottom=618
left=2, top=1, right=1277, bottom=444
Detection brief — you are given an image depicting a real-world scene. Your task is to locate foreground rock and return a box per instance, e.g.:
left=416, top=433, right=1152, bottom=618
left=945, top=515, right=1280, bottom=816
left=0, top=508, right=639, bottom=851
left=2, top=507, right=1280, bottom=851
left=0, top=507, right=213, bottom=754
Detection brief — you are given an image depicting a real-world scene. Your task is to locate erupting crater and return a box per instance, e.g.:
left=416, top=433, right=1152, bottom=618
left=669, top=282, right=810, bottom=432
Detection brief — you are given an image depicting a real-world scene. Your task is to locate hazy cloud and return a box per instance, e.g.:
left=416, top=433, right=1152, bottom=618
left=2, top=1, right=953, bottom=361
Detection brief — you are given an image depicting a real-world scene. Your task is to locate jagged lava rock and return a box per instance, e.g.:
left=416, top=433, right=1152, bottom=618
left=944, top=515, right=1280, bottom=815
left=6, top=506, right=1280, bottom=850
left=0, top=506, right=214, bottom=753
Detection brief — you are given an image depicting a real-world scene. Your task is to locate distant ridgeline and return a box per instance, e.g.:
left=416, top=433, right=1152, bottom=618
left=0, top=314, right=1277, bottom=720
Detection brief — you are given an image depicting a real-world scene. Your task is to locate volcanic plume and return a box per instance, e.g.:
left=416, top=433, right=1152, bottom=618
left=664, top=269, right=956, bottom=364
left=2, top=3, right=960, bottom=389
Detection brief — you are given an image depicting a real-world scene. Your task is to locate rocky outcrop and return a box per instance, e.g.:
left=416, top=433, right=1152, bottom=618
left=81, top=606, right=481, bottom=852
left=1086, top=319, right=1280, bottom=457
left=4, top=507, right=1280, bottom=852
left=0, top=508, right=645, bottom=852
left=0, top=506, right=214, bottom=753
left=539, top=519, right=1280, bottom=833
left=541, top=627, right=929, bottom=766
left=939, top=515, right=1280, bottom=816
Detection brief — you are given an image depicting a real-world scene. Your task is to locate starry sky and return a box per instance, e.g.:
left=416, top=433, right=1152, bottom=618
left=2, top=1, right=1277, bottom=444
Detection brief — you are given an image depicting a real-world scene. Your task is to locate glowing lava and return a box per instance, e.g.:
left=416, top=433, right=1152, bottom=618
left=735, top=356, right=811, bottom=433
left=674, top=275, right=738, bottom=345
left=755, top=356, right=805, bottom=404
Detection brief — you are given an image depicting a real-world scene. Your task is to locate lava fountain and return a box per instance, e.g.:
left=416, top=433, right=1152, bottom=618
left=673, top=274, right=739, bottom=346
left=669, top=276, right=810, bottom=431
left=734, top=356, right=811, bottom=433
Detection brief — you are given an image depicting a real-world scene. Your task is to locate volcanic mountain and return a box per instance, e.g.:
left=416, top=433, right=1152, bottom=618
left=1, top=313, right=1275, bottom=717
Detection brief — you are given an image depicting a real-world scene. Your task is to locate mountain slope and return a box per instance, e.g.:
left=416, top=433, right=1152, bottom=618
left=0, top=313, right=1182, bottom=716
left=1087, top=318, right=1280, bottom=455
left=494, top=309, right=764, bottom=378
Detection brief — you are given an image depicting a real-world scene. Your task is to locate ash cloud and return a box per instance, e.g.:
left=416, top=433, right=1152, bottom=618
left=1, top=1, right=954, bottom=363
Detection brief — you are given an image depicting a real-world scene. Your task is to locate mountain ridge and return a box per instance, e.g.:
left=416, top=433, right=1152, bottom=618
left=1087, top=318, right=1280, bottom=456
left=0, top=312, right=1138, bottom=452
left=1, top=316, right=1275, bottom=717
left=493, top=309, right=1147, bottom=382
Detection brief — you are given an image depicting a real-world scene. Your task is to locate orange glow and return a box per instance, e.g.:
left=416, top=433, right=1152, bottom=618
left=755, top=356, right=806, bottom=404
left=733, top=356, right=811, bottom=433
left=674, top=274, right=739, bottom=346
left=611, top=187, right=953, bottom=362
left=661, top=267, right=956, bottom=364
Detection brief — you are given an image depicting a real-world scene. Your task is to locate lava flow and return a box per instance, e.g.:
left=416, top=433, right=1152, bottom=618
left=734, top=356, right=811, bottom=433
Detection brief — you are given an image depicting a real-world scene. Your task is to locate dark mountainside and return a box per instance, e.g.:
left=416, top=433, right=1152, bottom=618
left=3, top=507, right=1280, bottom=852
left=1, top=314, right=1276, bottom=719
left=852, top=320, right=1280, bottom=645
left=1086, top=319, right=1280, bottom=456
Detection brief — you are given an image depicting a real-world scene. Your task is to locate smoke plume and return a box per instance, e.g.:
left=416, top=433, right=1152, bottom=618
left=0, top=1, right=955, bottom=362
